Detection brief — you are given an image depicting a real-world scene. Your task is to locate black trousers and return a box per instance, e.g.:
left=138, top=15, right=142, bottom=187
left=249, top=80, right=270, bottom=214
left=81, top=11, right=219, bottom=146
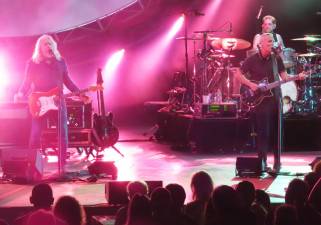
left=252, top=97, right=278, bottom=164
left=29, top=103, right=68, bottom=167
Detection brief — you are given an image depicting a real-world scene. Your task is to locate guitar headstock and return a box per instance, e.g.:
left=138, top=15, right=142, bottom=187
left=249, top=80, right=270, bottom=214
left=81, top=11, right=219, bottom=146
left=96, top=68, right=103, bottom=85
left=88, top=85, right=104, bottom=92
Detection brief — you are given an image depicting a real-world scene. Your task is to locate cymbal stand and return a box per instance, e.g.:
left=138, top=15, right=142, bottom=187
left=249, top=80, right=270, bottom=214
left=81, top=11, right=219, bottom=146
left=197, top=32, right=210, bottom=97
left=225, top=47, right=233, bottom=101
left=192, top=39, right=197, bottom=105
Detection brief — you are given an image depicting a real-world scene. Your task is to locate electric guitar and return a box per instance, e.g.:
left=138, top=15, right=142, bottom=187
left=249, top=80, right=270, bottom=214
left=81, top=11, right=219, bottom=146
left=28, top=86, right=100, bottom=118
left=93, top=68, right=119, bottom=148
left=240, top=72, right=307, bottom=109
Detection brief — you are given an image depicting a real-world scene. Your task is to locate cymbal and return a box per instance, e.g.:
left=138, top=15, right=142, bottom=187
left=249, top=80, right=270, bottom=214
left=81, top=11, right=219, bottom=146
left=167, top=87, right=186, bottom=94
left=291, top=36, right=321, bottom=41
left=298, top=53, right=321, bottom=57
left=176, top=34, right=219, bottom=41
left=211, top=38, right=251, bottom=50
left=209, top=53, right=235, bottom=58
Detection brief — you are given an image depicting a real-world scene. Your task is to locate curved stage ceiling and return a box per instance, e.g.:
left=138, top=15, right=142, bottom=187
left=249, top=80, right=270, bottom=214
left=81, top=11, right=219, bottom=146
left=0, top=0, right=137, bottom=37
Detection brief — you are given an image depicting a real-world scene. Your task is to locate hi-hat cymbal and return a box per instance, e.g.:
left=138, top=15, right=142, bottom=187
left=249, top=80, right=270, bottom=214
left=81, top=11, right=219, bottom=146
left=211, top=38, right=251, bottom=50
left=298, top=53, right=321, bottom=57
left=291, top=36, right=321, bottom=41
left=167, top=87, right=186, bottom=94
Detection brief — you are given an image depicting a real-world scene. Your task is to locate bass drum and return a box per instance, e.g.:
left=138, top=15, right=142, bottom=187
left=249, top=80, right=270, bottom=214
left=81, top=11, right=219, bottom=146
left=281, top=81, right=298, bottom=114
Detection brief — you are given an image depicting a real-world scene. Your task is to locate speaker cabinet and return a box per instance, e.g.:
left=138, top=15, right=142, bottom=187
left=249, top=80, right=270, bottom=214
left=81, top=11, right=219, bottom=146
left=105, top=180, right=163, bottom=205
left=0, top=148, right=43, bottom=183
left=236, top=157, right=262, bottom=177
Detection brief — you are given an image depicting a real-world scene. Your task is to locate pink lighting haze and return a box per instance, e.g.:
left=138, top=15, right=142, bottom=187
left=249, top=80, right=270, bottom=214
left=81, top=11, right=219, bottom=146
left=126, top=15, right=185, bottom=103
left=165, top=15, right=185, bottom=42
left=0, top=54, right=9, bottom=99
left=103, top=49, right=125, bottom=84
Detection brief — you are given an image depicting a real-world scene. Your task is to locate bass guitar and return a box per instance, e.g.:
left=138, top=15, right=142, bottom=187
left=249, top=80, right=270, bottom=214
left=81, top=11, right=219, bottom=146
left=93, top=68, right=119, bottom=148
left=240, top=73, right=306, bottom=109
left=29, top=86, right=99, bottom=118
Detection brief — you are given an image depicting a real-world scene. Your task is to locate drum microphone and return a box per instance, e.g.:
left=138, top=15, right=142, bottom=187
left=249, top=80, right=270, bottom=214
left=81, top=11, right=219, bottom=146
left=256, top=5, right=263, bottom=20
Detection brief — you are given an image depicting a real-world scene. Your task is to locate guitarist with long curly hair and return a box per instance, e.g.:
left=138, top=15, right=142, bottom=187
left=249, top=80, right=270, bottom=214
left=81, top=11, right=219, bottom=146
left=14, top=34, right=83, bottom=174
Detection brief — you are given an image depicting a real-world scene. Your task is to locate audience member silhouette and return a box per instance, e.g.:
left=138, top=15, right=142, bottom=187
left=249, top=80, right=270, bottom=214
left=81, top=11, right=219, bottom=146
left=304, top=171, right=320, bottom=193
left=211, top=185, right=242, bottom=225
left=115, top=181, right=149, bottom=225
left=252, top=189, right=271, bottom=225
left=185, top=171, right=214, bottom=225
left=254, top=189, right=271, bottom=212
left=165, top=183, right=195, bottom=225
left=26, top=209, right=65, bottom=225
left=235, top=181, right=256, bottom=225
left=53, top=195, right=86, bottom=225
left=150, top=187, right=173, bottom=225
left=312, top=160, right=321, bottom=177
left=235, top=181, right=255, bottom=209
left=285, top=178, right=309, bottom=225
left=273, top=204, right=299, bottom=225
left=126, top=194, right=154, bottom=225
left=302, top=177, right=321, bottom=225
left=14, top=183, right=54, bottom=225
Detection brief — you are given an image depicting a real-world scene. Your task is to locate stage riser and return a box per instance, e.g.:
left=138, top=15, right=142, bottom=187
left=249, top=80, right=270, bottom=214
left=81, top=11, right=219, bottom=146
left=156, top=113, right=321, bottom=151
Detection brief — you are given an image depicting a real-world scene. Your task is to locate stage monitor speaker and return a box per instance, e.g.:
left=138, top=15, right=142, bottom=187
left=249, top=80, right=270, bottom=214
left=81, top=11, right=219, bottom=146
left=309, top=157, right=321, bottom=170
left=105, top=180, right=163, bottom=205
left=0, top=148, right=43, bottom=183
left=236, top=157, right=262, bottom=177
left=88, top=161, right=118, bottom=180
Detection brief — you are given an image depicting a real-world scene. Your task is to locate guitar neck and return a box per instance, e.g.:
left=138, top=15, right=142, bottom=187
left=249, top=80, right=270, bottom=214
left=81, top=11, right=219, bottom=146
left=63, top=88, right=91, bottom=98
left=266, top=75, right=299, bottom=91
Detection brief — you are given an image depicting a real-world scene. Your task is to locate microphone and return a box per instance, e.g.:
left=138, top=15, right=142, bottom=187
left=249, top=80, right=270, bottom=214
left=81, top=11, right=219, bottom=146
left=256, top=5, right=263, bottom=20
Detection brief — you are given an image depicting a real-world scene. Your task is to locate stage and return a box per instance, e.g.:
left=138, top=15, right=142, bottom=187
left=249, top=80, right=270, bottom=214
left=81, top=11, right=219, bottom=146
left=0, top=124, right=318, bottom=224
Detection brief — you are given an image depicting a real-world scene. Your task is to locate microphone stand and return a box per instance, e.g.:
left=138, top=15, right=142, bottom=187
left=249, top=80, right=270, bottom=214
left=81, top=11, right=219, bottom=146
left=58, top=73, right=64, bottom=178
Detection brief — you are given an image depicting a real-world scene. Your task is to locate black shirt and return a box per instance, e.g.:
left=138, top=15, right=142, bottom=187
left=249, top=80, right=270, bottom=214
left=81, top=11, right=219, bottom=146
left=19, top=58, right=79, bottom=95
left=240, top=53, right=285, bottom=83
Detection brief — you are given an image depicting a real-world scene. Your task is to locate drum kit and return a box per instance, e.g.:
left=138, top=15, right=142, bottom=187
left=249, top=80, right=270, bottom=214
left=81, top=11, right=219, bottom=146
left=172, top=32, right=321, bottom=116
left=281, top=35, right=321, bottom=115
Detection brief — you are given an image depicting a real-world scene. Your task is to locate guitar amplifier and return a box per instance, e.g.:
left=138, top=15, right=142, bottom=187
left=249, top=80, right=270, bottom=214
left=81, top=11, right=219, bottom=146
left=41, top=128, right=92, bottom=148
left=46, top=100, right=92, bottom=129
left=202, top=102, right=238, bottom=118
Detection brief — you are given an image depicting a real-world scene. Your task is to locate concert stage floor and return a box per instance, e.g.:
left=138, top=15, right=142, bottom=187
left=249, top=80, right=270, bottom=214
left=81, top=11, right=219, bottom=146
left=0, top=125, right=319, bottom=217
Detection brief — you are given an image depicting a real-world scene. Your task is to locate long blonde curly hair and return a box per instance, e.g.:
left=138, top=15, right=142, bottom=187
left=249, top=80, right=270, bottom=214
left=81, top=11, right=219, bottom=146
left=32, top=34, right=61, bottom=63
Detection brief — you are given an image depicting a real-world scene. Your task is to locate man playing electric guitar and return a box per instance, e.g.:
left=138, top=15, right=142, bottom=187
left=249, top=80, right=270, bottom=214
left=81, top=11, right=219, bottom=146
left=235, top=33, right=306, bottom=172
left=14, top=34, right=88, bottom=174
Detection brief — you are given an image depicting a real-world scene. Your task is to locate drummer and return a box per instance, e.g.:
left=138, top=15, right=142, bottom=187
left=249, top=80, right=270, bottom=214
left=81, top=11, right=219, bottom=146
left=252, top=15, right=285, bottom=54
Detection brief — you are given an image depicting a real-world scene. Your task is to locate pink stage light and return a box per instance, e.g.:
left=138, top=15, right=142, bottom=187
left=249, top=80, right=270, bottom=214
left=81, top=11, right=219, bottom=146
left=103, top=49, right=125, bottom=83
left=128, top=15, right=185, bottom=94
left=165, top=15, right=185, bottom=43
left=0, top=53, right=9, bottom=99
